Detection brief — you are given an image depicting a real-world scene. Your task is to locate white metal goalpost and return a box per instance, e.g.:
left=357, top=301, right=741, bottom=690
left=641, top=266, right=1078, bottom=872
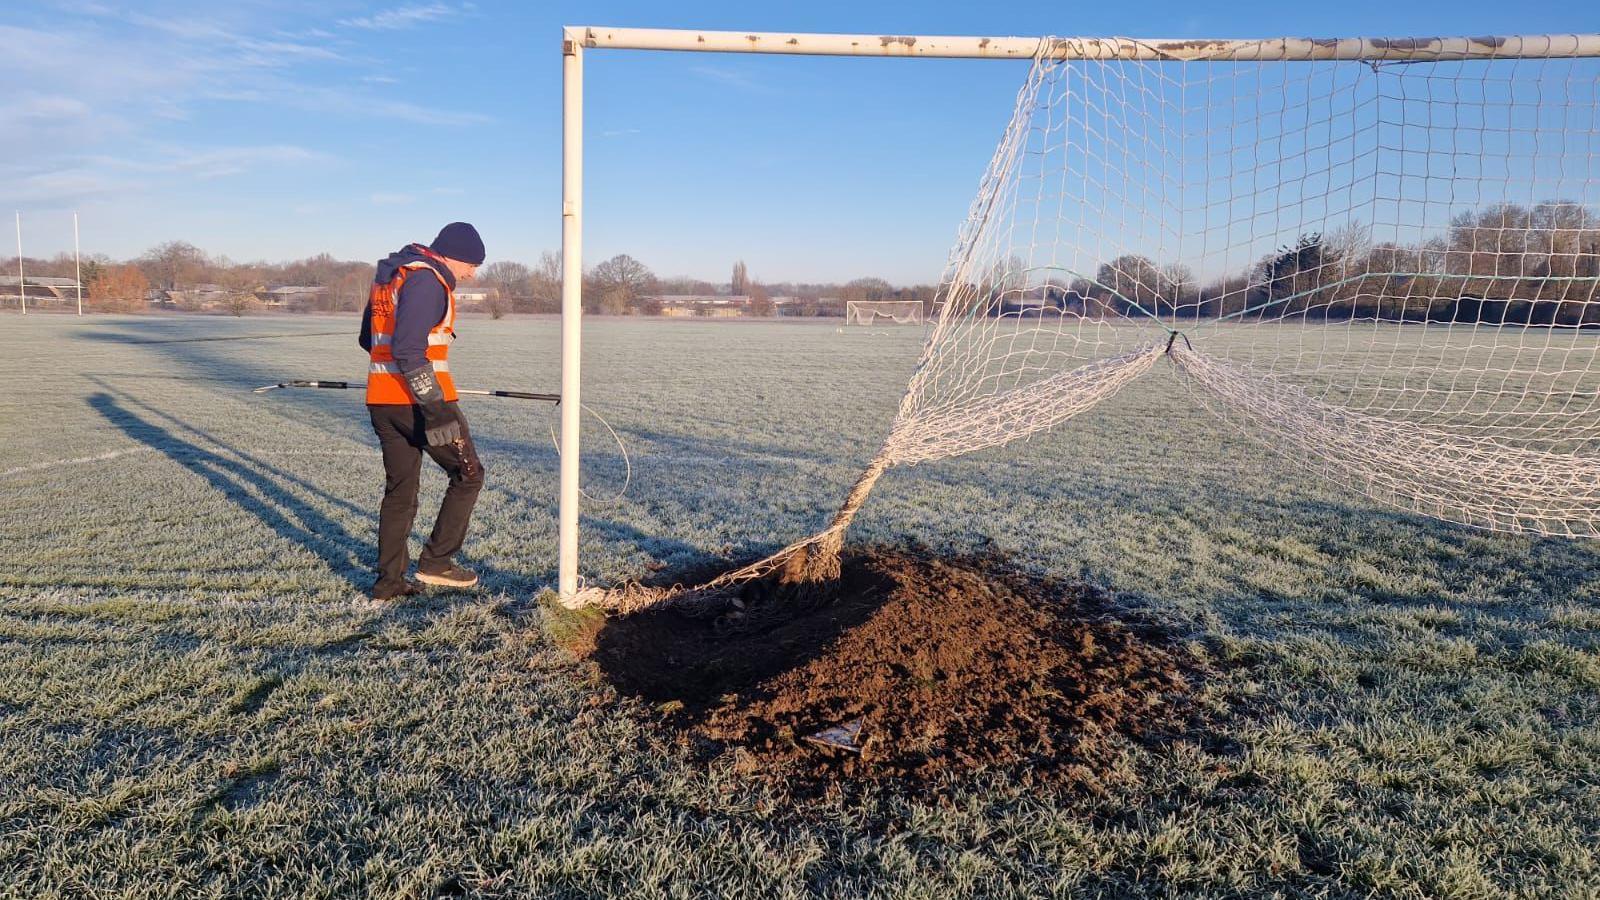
left=557, top=26, right=1600, bottom=603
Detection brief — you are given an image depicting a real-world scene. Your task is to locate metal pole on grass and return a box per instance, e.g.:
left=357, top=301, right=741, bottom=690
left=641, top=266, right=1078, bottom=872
left=74, top=212, right=82, bottom=316
left=558, top=33, right=585, bottom=603
left=14, top=212, right=24, bottom=316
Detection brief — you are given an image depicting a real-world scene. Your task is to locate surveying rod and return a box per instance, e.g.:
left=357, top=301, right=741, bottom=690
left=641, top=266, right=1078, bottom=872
left=253, top=380, right=560, bottom=402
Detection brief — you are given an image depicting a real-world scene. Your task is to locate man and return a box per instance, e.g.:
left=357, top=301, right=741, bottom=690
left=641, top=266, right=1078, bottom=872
left=358, top=222, right=487, bottom=600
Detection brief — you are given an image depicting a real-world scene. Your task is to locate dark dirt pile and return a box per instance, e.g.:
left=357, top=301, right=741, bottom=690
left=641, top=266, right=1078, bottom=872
left=570, top=549, right=1207, bottom=793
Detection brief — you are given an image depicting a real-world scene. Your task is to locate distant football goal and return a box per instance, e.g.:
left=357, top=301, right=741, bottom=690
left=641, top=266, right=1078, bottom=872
left=845, top=300, right=925, bottom=326
left=559, top=29, right=1600, bottom=608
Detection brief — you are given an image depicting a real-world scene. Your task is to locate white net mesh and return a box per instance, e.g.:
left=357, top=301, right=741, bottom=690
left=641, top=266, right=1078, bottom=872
left=845, top=300, right=926, bottom=325
left=581, top=34, right=1600, bottom=612
left=887, top=35, right=1600, bottom=538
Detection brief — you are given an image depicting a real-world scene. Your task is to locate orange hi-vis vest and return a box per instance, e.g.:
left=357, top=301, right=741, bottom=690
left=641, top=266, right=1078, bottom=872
left=365, top=259, right=458, bottom=405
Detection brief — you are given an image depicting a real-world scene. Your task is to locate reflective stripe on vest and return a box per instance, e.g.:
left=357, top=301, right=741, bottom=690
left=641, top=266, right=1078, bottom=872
left=368, top=331, right=455, bottom=347
left=365, top=259, right=458, bottom=405
left=370, top=359, right=450, bottom=374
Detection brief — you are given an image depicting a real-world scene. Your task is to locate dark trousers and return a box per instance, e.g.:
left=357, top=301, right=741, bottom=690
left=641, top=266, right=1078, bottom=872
left=368, top=402, right=485, bottom=591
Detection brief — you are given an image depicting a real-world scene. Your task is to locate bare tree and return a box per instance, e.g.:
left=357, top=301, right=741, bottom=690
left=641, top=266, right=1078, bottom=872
left=1094, top=255, right=1162, bottom=317
left=841, top=276, right=893, bottom=303
left=588, top=254, right=655, bottom=313
left=747, top=283, right=775, bottom=317
left=139, top=241, right=208, bottom=291
left=484, top=287, right=508, bottom=320
left=480, top=260, right=532, bottom=309
left=731, top=260, right=749, bottom=296
left=528, top=251, right=562, bottom=314
left=331, top=268, right=373, bottom=312
left=657, top=275, right=719, bottom=295
left=218, top=266, right=262, bottom=317
left=1159, top=262, right=1195, bottom=316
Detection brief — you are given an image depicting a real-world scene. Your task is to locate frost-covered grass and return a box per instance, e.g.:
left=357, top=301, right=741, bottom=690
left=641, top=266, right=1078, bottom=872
left=3, top=312, right=1598, bottom=898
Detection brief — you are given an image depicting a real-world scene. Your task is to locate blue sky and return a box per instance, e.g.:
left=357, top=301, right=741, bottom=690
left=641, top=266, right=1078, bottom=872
left=5, top=1, right=1595, bottom=283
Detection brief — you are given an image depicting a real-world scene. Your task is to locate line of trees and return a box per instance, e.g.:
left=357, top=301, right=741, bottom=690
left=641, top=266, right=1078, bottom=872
left=11, top=198, right=1595, bottom=324
left=7, top=240, right=939, bottom=319
left=987, top=200, right=1600, bottom=327
left=4, top=241, right=375, bottom=315
left=491, top=253, right=937, bottom=318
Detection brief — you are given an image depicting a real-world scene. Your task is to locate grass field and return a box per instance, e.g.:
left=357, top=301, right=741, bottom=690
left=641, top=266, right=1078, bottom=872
left=3, top=313, right=1599, bottom=898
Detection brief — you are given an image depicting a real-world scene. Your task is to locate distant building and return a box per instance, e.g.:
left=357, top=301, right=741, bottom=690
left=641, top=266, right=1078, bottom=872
left=154, top=284, right=230, bottom=310
left=257, top=285, right=327, bottom=310
left=645, top=294, right=751, bottom=317
left=0, top=275, right=83, bottom=305
left=773, top=296, right=841, bottom=317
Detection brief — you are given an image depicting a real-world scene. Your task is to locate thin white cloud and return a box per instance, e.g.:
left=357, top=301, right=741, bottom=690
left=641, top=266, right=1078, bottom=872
left=602, top=128, right=642, bottom=138
left=287, top=85, right=492, bottom=126
left=690, top=65, right=769, bottom=93
left=85, top=144, right=329, bottom=178
left=371, top=192, right=415, bottom=205
left=341, top=3, right=458, bottom=31
left=9, top=167, right=138, bottom=206
left=5, top=143, right=330, bottom=207
left=3, top=95, right=94, bottom=121
left=0, top=13, right=489, bottom=174
left=113, top=12, right=344, bottom=66
left=5, top=5, right=491, bottom=230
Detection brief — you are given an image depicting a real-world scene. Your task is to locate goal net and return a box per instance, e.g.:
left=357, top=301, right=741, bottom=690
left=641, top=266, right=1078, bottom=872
left=845, top=300, right=925, bottom=326
left=583, top=34, right=1600, bottom=612
left=892, top=34, right=1600, bottom=540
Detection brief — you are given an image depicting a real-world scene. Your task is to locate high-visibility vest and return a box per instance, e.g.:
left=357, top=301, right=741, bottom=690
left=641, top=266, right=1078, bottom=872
left=366, top=259, right=458, bottom=405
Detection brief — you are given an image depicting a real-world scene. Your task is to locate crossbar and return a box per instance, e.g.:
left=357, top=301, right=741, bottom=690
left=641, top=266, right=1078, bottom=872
left=569, top=27, right=1600, bottom=62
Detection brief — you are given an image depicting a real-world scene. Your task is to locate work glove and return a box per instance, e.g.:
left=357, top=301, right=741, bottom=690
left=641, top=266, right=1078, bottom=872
left=403, top=363, right=464, bottom=447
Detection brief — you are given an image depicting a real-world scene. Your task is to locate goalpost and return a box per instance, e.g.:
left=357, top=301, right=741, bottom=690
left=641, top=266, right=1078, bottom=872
left=559, top=27, right=1600, bottom=606
left=845, top=300, right=925, bottom=326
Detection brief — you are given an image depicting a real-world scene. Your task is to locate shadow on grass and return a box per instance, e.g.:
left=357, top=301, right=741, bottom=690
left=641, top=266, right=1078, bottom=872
left=84, top=376, right=371, bottom=520
left=87, top=391, right=371, bottom=593
left=578, top=560, right=897, bottom=708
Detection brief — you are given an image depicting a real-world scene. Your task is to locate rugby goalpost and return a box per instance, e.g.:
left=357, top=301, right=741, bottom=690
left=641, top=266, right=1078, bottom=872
left=559, top=27, right=1600, bottom=606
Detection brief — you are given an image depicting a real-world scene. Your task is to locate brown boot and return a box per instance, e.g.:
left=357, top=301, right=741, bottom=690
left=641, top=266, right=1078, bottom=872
left=416, top=563, right=479, bottom=589
left=371, top=579, right=424, bottom=601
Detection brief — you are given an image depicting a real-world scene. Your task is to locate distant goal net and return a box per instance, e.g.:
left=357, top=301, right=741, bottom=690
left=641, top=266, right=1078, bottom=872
left=845, top=300, right=925, bottom=326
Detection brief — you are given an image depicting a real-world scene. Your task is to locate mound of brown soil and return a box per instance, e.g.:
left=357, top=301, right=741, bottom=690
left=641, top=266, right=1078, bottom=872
left=571, top=549, right=1205, bottom=793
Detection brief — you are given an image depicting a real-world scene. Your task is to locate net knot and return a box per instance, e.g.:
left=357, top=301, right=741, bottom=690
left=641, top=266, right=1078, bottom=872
left=1163, top=331, right=1193, bottom=355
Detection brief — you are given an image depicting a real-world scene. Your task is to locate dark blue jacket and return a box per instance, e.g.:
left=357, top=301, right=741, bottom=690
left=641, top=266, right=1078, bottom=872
left=358, top=243, right=456, bottom=374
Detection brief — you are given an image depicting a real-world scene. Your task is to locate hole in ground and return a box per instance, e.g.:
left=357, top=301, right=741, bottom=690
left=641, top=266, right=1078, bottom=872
left=569, top=547, right=1215, bottom=796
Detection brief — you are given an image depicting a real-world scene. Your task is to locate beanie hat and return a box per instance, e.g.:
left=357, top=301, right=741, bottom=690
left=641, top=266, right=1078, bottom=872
left=430, top=222, right=485, bottom=265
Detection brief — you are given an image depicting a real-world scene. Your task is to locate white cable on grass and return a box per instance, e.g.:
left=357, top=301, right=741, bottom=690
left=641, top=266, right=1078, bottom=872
left=546, top=402, right=633, bottom=505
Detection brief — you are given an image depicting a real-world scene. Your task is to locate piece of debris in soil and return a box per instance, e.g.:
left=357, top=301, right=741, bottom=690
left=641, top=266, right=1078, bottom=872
left=804, top=717, right=865, bottom=753
left=566, top=548, right=1209, bottom=793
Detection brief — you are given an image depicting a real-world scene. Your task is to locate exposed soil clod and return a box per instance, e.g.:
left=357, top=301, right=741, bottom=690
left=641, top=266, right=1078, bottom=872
left=571, top=548, right=1210, bottom=794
